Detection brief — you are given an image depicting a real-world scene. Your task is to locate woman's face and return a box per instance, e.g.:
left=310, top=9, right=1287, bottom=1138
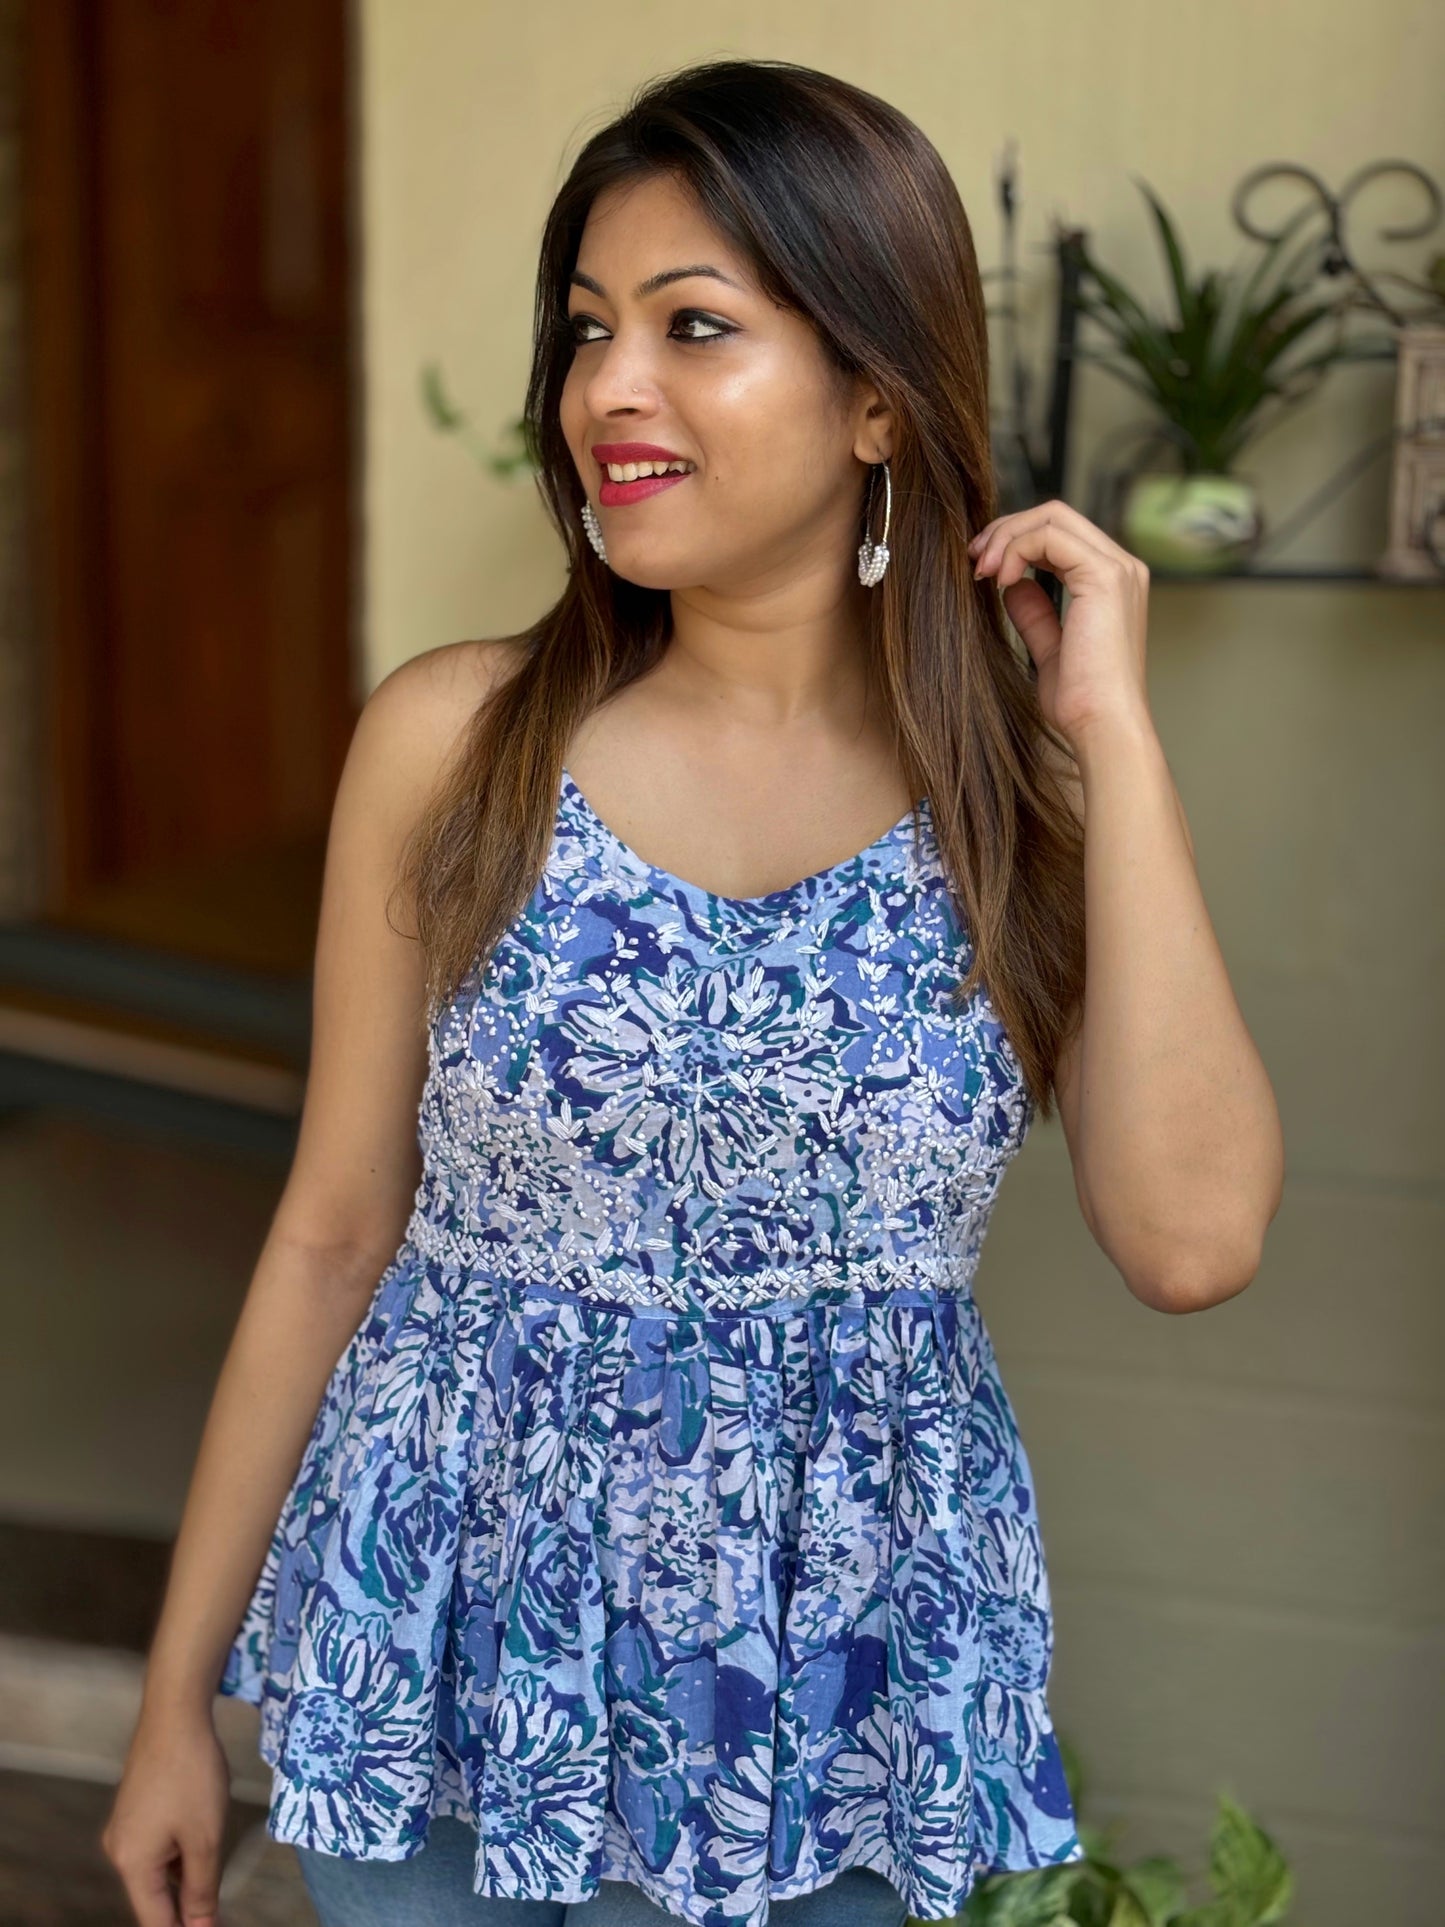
left=559, top=170, right=890, bottom=594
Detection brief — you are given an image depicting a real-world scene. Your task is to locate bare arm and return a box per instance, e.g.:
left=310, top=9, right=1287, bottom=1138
left=1048, top=712, right=1285, bottom=1313
left=101, top=639, right=517, bottom=1924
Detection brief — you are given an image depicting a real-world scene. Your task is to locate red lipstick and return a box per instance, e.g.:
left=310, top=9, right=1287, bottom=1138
left=592, top=442, right=696, bottom=508
left=592, top=442, right=691, bottom=464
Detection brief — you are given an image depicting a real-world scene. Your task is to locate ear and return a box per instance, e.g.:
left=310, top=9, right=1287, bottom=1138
left=853, top=390, right=893, bottom=466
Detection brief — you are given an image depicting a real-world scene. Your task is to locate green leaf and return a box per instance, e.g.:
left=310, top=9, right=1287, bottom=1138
left=1102, top=1890, right=1153, bottom=1927
left=1068, top=344, right=1164, bottom=405
left=955, top=1874, right=1003, bottom=1924
left=957, top=1867, right=1031, bottom=1926
left=985, top=1865, right=1085, bottom=1926
left=1203, top=201, right=1323, bottom=384
left=419, top=361, right=465, bottom=430
left=1065, top=1866, right=1127, bottom=1927
left=1207, top=1792, right=1295, bottom=1924
left=1169, top=1904, right=1238, bottom=1927
left=1118, top=1856, right=1189, bottom=1927
left=1132, top=177, right=1195, bottom=337
left=1076, top=248, right=1168, bottom=357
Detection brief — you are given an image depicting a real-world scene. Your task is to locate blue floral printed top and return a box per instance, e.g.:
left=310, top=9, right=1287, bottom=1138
left=219, top=768, right=1085, bottom=1927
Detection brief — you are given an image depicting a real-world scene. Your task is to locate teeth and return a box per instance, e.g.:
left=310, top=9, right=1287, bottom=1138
left=604, top=459, right=695, bottom=481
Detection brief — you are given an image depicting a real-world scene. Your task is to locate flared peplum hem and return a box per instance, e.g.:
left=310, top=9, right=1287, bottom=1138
left=219, top=1243, right=1085, bottom=1927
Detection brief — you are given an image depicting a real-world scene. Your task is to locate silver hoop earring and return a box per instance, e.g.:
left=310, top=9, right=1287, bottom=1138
left=580, top=498, right=608, bottom=564
left=858, top=460, right=891, bottom=587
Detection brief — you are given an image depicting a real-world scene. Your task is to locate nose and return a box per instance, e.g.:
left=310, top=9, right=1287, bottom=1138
left=577, top=327, right=663, bottom=422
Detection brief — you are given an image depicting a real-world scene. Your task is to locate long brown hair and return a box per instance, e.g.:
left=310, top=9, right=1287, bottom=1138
left=393, top=57, right=1086, bottom=1120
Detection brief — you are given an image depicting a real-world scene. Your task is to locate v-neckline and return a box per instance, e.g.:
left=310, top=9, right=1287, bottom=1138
left=559, top=769, right=928, bottom=909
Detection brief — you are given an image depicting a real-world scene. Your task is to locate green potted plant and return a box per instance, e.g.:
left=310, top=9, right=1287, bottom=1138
left=922, top=1736, right=1296, bottom=1926
left=1073, top=178, right=1369, bottom=573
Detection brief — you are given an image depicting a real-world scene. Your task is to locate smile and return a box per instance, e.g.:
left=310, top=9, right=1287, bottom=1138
left=598, top=469, right=694, bottom=507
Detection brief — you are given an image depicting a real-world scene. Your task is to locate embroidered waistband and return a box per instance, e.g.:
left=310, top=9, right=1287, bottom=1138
left=400, top=1210, right=977, bottom=1313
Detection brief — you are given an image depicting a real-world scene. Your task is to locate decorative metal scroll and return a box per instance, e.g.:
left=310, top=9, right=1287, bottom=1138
left=1229, top=158, right=1444, bottom=331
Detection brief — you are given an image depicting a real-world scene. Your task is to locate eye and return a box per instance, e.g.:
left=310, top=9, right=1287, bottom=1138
left=566, top=307, right=735, bottom=347
left=670, top=309, right=733, bottom=343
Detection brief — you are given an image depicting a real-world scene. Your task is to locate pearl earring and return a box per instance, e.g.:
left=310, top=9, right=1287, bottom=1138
left=858, top=460, right=891, bottom=587
left=580, top=498, right=608, bottom=564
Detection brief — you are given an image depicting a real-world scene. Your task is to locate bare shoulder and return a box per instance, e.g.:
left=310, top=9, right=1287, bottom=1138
left=350, top=637, right=531, bottom=811
left=363, top=635, right=529, bottom=756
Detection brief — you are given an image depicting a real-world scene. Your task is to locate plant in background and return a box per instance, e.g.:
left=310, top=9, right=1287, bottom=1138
left=1074, top=176, right=1368, bottom=476
left=932, top=1735, right=1295, bottom=1927
left=420, top=362, right=539, bottom=478
left=1071, top=177, right=1386, bottom=572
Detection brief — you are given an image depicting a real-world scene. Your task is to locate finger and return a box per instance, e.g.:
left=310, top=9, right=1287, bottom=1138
left=977, top=509, right=1118, bottom=585
left=973, top=499, right=1123, bottom=575
left=177, top=1833, right=223, bottom=1927
left=115, top=1854, right=183, bottom=1927
left=967, top=508, right=1025, bottom=554
left=999, top=575, right=1063, bottom=662
left=976, top=507, right=1113, bottom=578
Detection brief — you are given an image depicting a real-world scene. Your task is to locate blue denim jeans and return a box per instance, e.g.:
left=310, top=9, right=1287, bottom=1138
left=295, top=1817, right=911, bottom=1927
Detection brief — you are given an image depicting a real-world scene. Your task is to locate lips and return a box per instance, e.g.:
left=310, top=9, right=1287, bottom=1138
left=591, top=442, right=691, bottom=465
left=598, top=469, right=692, bottom=507
left=592, top=442, right=696, bottom=508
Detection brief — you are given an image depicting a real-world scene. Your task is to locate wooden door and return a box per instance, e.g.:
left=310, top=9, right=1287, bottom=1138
left=23, top=0, right=357, bottom=973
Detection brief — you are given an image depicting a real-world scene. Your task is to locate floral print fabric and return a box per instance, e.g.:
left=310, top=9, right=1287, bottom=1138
left=219, top=771, right=1085, bottom=1927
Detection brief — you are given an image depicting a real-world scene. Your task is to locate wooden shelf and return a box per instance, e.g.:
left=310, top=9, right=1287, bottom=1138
left=1146, top=566, right=1445, bottom=583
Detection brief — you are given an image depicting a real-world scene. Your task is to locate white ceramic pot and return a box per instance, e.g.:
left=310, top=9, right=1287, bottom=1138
left=1120, top=471, right=1263, bottom=573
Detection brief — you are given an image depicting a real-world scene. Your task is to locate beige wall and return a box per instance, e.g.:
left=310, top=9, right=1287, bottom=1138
left=359, top=6, right=1445, bottom=1923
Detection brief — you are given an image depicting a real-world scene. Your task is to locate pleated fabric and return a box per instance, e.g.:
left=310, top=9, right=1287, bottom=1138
left=219, top=770, right=1085, bottom=1927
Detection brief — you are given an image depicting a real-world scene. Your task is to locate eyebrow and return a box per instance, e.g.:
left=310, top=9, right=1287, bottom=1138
left=567, top=263, right=747, bottom=301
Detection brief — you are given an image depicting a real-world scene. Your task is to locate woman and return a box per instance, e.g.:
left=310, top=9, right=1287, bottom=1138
left=101, top=56, right=1283, bottom=1927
